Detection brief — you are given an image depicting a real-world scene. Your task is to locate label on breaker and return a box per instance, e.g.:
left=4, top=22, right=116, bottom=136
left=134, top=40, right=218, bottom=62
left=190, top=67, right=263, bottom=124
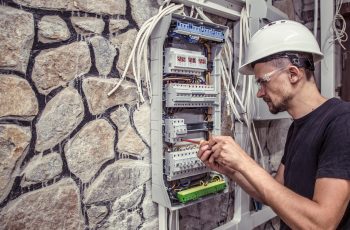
left=165, top=147, right=210, bottom=181
left=164, top=48, right=207, bottom=75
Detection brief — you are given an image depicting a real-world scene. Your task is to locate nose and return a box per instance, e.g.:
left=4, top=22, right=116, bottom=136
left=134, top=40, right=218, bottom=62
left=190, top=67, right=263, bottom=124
left=256, top=86, right=265, bottom=98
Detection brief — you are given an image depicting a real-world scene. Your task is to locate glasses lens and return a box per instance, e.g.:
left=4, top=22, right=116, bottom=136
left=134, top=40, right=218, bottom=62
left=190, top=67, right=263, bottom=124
left=255, top=66, right=289, bottom=90
left=255, top=78, right=264, bottom=90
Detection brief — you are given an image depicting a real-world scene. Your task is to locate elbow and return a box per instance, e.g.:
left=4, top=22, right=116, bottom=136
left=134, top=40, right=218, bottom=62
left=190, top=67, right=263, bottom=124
left=287, top=217, right=339, bottom=230
left=307, top=219, right=339, bottom=230
left=314, top=215, right=341, bottom=230
left=317, top=222, right=339, bottom=230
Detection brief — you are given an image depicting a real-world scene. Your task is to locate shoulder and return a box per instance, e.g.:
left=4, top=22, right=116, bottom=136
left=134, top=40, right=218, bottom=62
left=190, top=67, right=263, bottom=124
left=328, top=99, right=350, bottom=128
left=330, top=98, right=350, bottom=115
left=321, top=98, right=350, bottom=129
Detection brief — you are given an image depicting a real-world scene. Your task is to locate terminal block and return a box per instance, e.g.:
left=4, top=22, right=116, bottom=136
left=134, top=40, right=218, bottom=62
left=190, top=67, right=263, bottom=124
left=164, top=48, right=207, bottom=75
left=176, top=180, right=226, bottom=203
left=165, top=83, right=217, bottom=107
left=173, top=20, right=225, bottom=42
left=165, top=147, right=210, bottom=181
left=164, top=119, right=187, bottom=143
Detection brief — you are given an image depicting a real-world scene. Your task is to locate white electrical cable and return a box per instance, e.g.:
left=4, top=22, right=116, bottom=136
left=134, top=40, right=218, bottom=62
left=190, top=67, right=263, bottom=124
left=190, top=5, right=194, bottom=18
left=220, top=59, right=245, bottom=113
left=169, top=210, right=173, bottom=230
left=235, top=5, right=266, bottom=170
left=331, top=0, right=348, bottom=50
left=135, top=5, right=176, bottom=100
left=222, top=44, right=239, bottom=117
left=238, top=8, right=250, bottom=104
left=108, top=3, right=184, bottom=102
left=135, top=3, right=184, bottom=101
left=252, top=121, right=266, bottom=169
left=195, top=7, right=213, bottom=23
left=195, top=6, right=244, bottom=121
left=313, top=0, right=318, bottom=37
left=220, top=62, right=243, bottom=120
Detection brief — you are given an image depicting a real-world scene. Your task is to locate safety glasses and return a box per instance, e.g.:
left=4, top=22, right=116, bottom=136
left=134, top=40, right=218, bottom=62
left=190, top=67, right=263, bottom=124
left=255, top=66, right=289, bottom=90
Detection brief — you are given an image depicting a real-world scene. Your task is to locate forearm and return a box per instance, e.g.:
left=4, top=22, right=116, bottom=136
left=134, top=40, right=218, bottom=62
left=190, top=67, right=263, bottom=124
left=228, top=170, right=264, bottom=202
left=239, top=156, right=337, bottom=229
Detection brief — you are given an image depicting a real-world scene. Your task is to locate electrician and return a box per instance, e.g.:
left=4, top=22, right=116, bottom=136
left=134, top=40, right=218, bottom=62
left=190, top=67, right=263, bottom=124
left=198, top=20, right=350, bottom=229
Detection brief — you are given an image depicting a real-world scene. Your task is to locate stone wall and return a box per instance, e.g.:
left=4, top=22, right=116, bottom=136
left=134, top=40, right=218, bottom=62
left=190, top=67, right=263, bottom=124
left=0, top=0, right=160, bottom=229
left=0, top=0, right=237, bottom=229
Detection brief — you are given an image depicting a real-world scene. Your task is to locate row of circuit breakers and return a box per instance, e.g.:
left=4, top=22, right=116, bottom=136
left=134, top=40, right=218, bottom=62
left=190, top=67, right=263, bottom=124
left=151, top=14, right=228, bottom=209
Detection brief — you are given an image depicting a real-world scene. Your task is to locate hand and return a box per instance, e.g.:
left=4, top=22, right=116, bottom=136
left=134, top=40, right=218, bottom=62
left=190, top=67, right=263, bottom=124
left=208, top=136, right=247, bottom=172
left=197, top=139, right=236, bottom=177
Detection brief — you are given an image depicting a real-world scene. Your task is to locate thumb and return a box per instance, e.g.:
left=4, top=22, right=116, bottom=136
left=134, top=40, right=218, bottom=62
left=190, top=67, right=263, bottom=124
left=208, top=136, right=217, bottom=146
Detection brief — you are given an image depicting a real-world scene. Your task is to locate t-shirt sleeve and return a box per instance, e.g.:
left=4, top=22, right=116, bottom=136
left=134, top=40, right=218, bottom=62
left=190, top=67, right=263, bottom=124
left=281, top=123, right=294, bottom=165
left=281, top=152, right=286, bottom=165
left=317, top=113, right=350, bottom=179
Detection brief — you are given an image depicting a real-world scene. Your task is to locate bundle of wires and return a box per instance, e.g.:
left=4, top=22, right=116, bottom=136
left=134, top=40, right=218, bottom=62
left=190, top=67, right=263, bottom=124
left=331, top=0, right=348, bottom=50
left=195, top=6, right=266, bottom=169
left=107, top=0, right=184, bottom=103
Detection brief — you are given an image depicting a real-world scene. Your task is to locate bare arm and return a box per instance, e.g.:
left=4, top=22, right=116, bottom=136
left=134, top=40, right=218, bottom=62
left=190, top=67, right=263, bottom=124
left=209, top=136, right=350, bottom=229
left=240, top=156, right=350, bottom=229
left=274, top=163, right=284, bottom=185
left=227, top=164, right=284, bottom=202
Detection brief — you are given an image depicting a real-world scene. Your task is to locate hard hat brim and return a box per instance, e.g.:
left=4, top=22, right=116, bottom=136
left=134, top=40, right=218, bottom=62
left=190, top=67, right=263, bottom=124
left=238, top=20, right=324, bottom=76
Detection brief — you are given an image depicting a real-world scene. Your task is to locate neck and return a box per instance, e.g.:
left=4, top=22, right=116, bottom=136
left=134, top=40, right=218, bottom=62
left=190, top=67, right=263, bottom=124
left=287, top=81, right=327, bottom=119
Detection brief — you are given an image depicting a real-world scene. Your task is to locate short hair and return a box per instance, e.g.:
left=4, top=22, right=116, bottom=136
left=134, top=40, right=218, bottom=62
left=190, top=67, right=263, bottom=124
left=251, top=52, right=314, bottom=80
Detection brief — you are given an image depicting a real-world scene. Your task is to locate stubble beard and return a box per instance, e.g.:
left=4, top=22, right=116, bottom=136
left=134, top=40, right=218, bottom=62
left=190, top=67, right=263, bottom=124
left=265, top=95, right=291, bottom=114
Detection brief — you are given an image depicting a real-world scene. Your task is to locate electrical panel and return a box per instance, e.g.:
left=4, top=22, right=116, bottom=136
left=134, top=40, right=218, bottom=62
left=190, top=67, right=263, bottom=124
left=151, top=14, right=228, bottom=209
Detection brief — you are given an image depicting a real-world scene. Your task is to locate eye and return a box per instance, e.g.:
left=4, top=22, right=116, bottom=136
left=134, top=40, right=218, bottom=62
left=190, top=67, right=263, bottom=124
left=255, top=78, right=264, bottom=85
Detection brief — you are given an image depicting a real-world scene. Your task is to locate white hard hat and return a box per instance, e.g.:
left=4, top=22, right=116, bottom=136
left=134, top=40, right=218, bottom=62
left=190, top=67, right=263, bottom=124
left=239, top=20, right=324, bottom=75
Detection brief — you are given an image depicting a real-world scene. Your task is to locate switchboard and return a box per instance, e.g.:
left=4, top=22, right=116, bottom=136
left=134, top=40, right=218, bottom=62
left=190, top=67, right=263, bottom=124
left=151, top=13, right=228, bottom=209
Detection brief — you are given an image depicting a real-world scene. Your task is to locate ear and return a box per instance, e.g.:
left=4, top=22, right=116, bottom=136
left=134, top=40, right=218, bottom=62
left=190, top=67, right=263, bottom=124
left=288, top=66, right=301, bottom=84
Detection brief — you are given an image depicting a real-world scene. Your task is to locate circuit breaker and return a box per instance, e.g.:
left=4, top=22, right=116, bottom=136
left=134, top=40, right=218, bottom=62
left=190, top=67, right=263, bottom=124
left=151, top=14, right=228, bottom=209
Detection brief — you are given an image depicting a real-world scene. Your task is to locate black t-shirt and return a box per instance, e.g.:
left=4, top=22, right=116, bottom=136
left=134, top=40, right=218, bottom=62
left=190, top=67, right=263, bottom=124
left=280, top=98, right=350, bottom=230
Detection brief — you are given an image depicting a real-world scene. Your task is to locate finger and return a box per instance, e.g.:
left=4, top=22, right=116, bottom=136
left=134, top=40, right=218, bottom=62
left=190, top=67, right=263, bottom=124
left=208, top=146, right=222, bottom=164
left=200, top=143, right=211, bottom=151
left=203, top=158, right=218, bottom=169
left=197, top=148, right=203, bottom=158
left=208, top=136, right=216, bottom=147
left=199, top=149, right=213, bottom=162
left=197, top=144, right=211, bottom=158
left=199, top=140, right=209, bottom=146
left=208, top=153, right=216, bottom=164
left=210, top=141, right=222, bottom=152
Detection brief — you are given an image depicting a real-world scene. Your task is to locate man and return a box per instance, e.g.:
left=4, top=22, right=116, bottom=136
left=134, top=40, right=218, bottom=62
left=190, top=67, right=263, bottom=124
left=198, top=20, right=350, bottom=229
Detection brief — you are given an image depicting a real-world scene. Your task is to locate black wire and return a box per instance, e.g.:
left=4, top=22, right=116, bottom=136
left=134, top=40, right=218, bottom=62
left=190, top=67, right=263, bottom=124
left=263, top=220, right=276, bottom=230
left=270, top=220, right=277, bottom=230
